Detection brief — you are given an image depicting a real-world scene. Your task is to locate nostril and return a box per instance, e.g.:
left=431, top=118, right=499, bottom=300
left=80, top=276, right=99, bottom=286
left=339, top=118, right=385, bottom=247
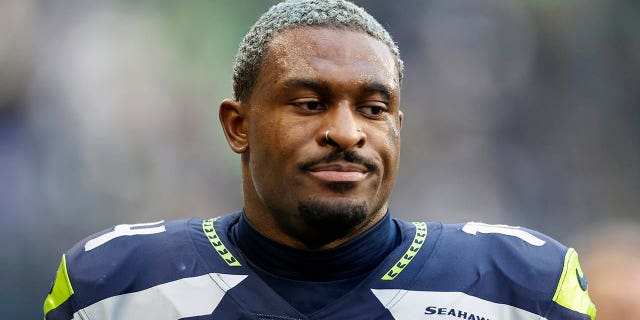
left=321, top=126, right=366, bottom=150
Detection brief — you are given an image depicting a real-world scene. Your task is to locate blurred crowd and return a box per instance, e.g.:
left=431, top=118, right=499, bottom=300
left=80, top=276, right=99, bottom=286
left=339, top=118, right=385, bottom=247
left=1, top=0, right=638, bottom=318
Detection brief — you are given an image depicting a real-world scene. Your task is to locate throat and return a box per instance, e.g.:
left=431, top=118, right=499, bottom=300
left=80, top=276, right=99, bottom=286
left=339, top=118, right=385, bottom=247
left=230, top=210, right=399, bottom=281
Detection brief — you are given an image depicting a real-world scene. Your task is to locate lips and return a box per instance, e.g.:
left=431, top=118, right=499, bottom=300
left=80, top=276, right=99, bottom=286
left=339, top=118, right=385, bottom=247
left=306, top=162, right=368, bottom=182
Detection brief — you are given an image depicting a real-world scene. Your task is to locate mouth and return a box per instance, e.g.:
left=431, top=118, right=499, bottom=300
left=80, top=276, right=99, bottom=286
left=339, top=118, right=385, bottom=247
left=300, top=150, right=378, bottom=184
left=306, top=162, right=368, bottom=182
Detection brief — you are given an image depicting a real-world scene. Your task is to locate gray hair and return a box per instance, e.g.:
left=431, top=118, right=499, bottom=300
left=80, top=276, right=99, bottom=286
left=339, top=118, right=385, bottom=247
left=232, top=0, right=404, bottom=102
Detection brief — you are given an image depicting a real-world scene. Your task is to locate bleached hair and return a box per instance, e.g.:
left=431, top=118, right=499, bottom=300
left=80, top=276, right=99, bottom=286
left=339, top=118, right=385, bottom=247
left=232, top=0, right=404, bottom=102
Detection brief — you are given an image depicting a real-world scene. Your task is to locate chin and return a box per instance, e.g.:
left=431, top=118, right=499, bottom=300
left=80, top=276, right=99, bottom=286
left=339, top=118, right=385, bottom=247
left=295, top=199, right=369, bottom=246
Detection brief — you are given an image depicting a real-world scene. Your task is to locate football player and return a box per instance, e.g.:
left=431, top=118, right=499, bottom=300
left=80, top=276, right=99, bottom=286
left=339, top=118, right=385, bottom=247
left=44, top=1, right=596, bottom=319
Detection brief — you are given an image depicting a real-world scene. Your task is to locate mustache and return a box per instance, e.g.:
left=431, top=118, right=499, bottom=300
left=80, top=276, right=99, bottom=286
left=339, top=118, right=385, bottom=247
left=300, top=150, right=378, bottom=172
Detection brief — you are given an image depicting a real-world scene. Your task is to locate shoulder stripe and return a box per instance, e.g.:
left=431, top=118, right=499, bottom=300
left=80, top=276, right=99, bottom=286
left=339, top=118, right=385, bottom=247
left=382, top=222, right=427, bottom=280
left=552, top=248, right=596, bottom=319
left=202, top=218, right=241, bottom=266
left=44, top=254, right=75, bottom=316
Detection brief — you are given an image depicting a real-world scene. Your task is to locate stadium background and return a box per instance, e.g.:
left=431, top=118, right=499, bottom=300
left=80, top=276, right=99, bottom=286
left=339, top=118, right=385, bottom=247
left=1, top=0, right=638, bottom=318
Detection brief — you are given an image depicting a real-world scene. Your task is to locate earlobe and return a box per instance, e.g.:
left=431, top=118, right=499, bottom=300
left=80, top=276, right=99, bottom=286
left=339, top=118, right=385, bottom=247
left=219, top=98, right=249, bottom=154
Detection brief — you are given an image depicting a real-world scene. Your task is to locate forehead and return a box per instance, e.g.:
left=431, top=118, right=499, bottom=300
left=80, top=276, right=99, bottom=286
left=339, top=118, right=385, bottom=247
left=260, top=27, right=399, bottom=90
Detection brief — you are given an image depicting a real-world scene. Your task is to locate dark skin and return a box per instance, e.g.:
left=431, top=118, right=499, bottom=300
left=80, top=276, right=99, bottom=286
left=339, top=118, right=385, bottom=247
left=219, top=27, right=403, bottom=250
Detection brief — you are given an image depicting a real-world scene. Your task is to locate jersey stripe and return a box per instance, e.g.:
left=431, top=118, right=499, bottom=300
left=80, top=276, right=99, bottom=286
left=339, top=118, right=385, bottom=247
left=372, top=289, right=546, bottom=320
left=71, top=273, right=247, bottom=320
left=382, top=222, right=427, bottom=280
left=203, top=218, right=241, bottom=266
left=44, top=254, right=75, bottom=317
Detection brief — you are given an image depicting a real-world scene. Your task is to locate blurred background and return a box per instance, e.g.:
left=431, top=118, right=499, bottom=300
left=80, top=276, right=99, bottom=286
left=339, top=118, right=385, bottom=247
left=1, top=0, right=638, bottom=318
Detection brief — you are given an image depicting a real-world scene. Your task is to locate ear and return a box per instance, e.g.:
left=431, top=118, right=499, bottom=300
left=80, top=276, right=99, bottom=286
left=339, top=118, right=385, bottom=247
left=219, top=98, right=249, bottom=154
left=398, top=110, right=404, bottom=130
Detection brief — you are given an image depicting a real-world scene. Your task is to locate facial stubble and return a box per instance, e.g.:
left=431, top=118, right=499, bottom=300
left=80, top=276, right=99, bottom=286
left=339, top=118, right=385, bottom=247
left=297, top=197, right=368, bottom=248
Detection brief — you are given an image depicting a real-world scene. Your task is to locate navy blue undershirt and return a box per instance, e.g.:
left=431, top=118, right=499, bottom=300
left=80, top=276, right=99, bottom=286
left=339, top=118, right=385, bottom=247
left=229, top=211, right=401, bottom=315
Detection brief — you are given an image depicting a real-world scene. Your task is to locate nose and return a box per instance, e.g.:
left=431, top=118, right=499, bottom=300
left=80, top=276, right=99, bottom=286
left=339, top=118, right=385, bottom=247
left=320, top=103, right=366, bottom=150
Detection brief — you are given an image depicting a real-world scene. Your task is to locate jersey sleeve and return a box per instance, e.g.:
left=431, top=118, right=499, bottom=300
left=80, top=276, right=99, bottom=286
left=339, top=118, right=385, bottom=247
left=43, top=220, right=177, bottom=320
left=43, top=254, right=76, bottom=319
left=457, top=222, right=596, bottom=320
left=546, top=248, right=597, bottom=320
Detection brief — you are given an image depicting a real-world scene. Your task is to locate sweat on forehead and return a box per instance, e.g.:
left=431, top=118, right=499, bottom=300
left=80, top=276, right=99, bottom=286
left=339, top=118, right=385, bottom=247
left=232, top=0, right=404, bottom=102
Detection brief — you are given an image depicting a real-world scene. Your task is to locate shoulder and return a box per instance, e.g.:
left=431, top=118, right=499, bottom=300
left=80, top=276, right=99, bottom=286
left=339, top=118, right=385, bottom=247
left=73, top=219, right=194, bottom=289
left=442, top=221, right=567, bottom=262
left=393, top=219, right=568, bottom=276
left=67, top=219, right=196, bottom=277
left=44, top=217, right=214, bottom=318
left=391, top=220, right=565, bottom=284
left=433, top=221, right=595, bottom=319
left=434, top=221, right=568, bottom=285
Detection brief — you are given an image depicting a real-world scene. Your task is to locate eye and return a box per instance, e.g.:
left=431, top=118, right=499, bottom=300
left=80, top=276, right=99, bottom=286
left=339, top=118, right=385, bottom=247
left=291, top=100, right=326, bottom=112
left=358, top=104, right=388, bottom=117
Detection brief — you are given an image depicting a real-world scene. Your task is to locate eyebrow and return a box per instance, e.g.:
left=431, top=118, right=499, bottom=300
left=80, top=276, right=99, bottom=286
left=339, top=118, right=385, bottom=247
left=282, top=78, right=326, bottom=92
left=281, top=78, right=395, bottom=101
left=364, top=82, right=393, bottom=102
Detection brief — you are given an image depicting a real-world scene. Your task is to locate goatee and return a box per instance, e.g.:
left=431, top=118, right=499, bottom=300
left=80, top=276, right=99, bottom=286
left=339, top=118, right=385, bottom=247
left=296, top=199, right=368, bottom=248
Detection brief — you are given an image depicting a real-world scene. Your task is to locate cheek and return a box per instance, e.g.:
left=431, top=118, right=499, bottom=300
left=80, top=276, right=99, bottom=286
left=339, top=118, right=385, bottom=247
left=249, top=109, right=281, bottom=153
left=383, top=116, right=401, bottom=149
left=375, top=117, right=401, bottom=172
left=247, top=114, right=281, bottom=185
left=248, top=122, right=311, bottom=202
left=378, top=117, right=402, bottom=184
left=248, top=115, right=303, bottom=174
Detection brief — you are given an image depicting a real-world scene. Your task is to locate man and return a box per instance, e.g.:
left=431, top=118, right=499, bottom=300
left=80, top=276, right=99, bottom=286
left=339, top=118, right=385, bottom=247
left=44, top=0, right=596, bottom=319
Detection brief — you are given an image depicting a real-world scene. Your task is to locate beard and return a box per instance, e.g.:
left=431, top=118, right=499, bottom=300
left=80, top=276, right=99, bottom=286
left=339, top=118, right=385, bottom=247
left=295, top=198, right=368, bottom=248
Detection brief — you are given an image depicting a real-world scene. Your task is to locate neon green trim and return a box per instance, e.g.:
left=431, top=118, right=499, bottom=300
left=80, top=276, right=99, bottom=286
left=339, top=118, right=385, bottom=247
left=43, top=254, right=74, bottom=316
left=552, top=248, right=596, bottom=320
left=382, top=222, right=427, bottom=280
left=203, top=218, right=241, bottom=266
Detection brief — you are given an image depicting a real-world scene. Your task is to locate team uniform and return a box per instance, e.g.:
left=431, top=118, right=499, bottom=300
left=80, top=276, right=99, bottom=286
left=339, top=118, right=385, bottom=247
left=44, top=211, right=596, bottom=320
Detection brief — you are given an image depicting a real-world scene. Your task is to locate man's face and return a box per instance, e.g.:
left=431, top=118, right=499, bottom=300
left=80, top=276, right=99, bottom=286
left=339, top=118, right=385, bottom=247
left=223, top=27, right=402, bottom=248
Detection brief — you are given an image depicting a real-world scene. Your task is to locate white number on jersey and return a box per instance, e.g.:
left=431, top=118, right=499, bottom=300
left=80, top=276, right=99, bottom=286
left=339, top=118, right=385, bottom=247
left=462, top=222, right=545, bottom=246
left=84, top=221, right=166, bottom=251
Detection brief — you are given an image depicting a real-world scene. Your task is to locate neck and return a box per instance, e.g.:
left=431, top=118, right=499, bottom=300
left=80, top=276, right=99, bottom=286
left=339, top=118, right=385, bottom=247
left=230, top=210, right=399, bottom=281
left=243, top=203, right=388, bottom=250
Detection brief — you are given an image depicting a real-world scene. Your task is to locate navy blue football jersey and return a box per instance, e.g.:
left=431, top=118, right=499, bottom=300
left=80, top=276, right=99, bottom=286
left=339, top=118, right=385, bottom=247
left=44, top=212, right=595, bottom=319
